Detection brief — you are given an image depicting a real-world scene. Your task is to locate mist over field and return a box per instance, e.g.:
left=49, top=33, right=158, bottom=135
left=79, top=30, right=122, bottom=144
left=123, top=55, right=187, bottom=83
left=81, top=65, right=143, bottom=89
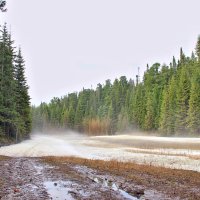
left=1, top=0, right=200, bottom=199
left=0, top=131, right=200, bottom=172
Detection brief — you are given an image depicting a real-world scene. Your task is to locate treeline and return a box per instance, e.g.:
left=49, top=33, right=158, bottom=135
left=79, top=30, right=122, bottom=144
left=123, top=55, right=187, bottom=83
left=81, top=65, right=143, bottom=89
left=32, top=37, right=200, bottom=136
left=0, top=24, right=31, bottom=143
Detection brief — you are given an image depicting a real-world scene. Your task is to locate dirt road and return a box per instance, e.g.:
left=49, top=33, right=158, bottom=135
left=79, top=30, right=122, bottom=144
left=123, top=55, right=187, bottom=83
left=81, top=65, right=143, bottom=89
left=1, top=134, right=200, bottom=199
left=0, top=156, right=200, bottom=200
left=0, top=157, right=48, bottom=200
left=0, top=157, right=143, bottom=200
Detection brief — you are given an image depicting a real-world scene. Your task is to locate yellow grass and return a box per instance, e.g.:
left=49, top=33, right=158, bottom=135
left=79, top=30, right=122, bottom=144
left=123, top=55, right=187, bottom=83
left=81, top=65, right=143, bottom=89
left=0, top=155, right=10, bottom=161
left=88, top=137, right=200, bottom=150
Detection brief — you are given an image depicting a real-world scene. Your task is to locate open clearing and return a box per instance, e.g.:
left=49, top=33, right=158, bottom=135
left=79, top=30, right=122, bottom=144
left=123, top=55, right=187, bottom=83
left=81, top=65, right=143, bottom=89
left=0, top=133, right=200, bottom=171
left=1, top=133, right=200, bottom=199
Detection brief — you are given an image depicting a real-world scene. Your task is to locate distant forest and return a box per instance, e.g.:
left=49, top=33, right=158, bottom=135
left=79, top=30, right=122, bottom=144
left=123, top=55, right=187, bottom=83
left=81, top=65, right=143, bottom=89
left=32, top=37, right=200, bottom=136
left=0, top=24, right=31, bottom=143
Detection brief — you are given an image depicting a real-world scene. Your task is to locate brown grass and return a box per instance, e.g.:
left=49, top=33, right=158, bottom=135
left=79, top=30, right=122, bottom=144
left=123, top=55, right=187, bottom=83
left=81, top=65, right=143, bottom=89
left=83, top=118, right=111, bottom=135
left=0, top=155, right=10, bottom=161
left=42, top=156, right=200, bottom=200
left=126, top=149, right=190, bottom=157
left=89, top=137, right=200, bottom=150
left=188, top=155, right=200, bottom=160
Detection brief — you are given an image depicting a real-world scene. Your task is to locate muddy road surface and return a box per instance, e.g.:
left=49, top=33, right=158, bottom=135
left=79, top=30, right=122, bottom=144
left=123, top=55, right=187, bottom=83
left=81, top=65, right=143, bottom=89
left=0, top=156, right=200, bottom=200
left=1, top=134, right=200, bottom=199
left=0, top=156, right=164, bottom=200
left=0, top=157, right=158, bottom=200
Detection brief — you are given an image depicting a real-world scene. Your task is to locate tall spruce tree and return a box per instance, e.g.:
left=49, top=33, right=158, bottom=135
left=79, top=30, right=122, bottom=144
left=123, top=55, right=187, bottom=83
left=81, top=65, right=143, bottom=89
left=180, top=47, right=185, bottom=64
left=167, top=76, right=177, bottom=134
left=187, top=68, right=200, bottom=134
left=175, top=67, right=190, bottom=134
left=0, top=24, right=31, bottom=142
left=14, top=48, right=31, bottom=139
left=0, top=0, right=6, bottom=12
left=0, top=24, right=16, bottom=138
left=159, top=86, right=169, bottom=135
left=195, top=35, right=200, bottom=62
left=144, top=92, right=155, bottom=131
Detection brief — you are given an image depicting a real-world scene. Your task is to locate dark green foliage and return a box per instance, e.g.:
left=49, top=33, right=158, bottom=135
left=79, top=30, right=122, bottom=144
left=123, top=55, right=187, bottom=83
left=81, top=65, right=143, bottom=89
left=187, top=66, right=200, bottom=134
left=159, top=86, right=170, bottom=134
left=0, top=24, right=31, bottom=142
left=175, top=67, right=191, bottom=134
left=14, top=49, right=31, bottom=138
left=180, top=47, right=186, bottom=64
left=167, top=76, right=177, bottom=134
left=32, top=37, right=200, bottom=136
left=0, top=0, right=6, bottom=12
left=196, top=35, right=200, bottom=61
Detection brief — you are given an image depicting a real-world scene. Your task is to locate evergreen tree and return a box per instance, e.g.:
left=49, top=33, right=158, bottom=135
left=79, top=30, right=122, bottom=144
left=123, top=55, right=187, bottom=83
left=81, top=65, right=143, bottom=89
left=172, top=56, right=177, bottom=69
left=175, top=67, right=190, bottom=134
left=0, top=24, right=16, bottom=138
left=191, top=51, right=196, bottom=62
left=180, top=47, right=185, bottom=64
left=144, top=92, right=154, bottom=131
left=0, top=0, right=6, bottom=12
left=159, top=86, right=169, bottom=135
left=0, top=24, right=31, bottom=143
left=167, top=76, right=177, bottom=134
left=132, top=83, right=145, bottom=129
left=14, top=48, right=31, bottom=138
left=31, top=35, right=200, bottom=136
left=195, top=35, right=200, bottom=61
left=187, top=68, right=200, bottom=134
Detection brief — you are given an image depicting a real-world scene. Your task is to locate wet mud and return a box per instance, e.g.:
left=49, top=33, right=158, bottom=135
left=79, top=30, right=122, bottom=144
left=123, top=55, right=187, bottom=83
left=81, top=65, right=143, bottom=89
left=0, top=156, right=199, bottom=200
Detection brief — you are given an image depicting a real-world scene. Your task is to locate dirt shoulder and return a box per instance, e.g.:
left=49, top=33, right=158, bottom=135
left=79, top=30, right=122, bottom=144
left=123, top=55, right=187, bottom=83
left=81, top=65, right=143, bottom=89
left=0, top=156, right=49, bottom=200
left=0, top=156, right=200, bottom=200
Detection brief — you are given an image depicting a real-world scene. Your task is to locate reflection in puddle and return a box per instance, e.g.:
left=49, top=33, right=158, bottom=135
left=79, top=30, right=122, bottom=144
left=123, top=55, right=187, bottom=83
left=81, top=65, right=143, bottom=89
left=44, top=177, right=140, bottom=200
left=94, top=177, right=139, bottom=200
left=119, top=189, right=138, bottom=200
left=44, top=181, right=74, bottom=200
left=34, top=165, right=44, bottom=175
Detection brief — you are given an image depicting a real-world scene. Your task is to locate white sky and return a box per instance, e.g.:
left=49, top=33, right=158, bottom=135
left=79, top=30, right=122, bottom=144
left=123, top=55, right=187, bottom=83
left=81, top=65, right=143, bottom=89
left=1, top=0, right=200, bottom=105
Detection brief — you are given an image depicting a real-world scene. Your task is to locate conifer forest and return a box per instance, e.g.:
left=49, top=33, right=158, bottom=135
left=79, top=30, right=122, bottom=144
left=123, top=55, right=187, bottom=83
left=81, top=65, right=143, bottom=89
left=32, top=37, right=200, bottom=136
left=0, top=23, right=31, bottom=143
left=2, top=1, right=200, bottom=199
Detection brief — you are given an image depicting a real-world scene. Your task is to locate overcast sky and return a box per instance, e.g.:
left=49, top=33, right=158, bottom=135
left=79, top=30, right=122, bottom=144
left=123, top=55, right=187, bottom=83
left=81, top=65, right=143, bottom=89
left=1, top=0, right=200, bottom=105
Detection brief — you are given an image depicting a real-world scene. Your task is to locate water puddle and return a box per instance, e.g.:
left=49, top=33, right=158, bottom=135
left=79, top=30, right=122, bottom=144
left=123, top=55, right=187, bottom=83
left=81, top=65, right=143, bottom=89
left=34, top=165, right=44, bottom=174
left=119, top=189, right=138, bottom=200
left=44, top=181, right=74, bottom=200
left=93, top=177, right=139, bottom=200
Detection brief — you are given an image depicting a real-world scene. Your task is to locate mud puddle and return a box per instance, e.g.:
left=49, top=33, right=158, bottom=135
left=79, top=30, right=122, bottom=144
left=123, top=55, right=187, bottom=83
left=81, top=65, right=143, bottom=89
left=93, top=177, right=139, bottom=199
left=44, top=181, right=74, bottom=200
